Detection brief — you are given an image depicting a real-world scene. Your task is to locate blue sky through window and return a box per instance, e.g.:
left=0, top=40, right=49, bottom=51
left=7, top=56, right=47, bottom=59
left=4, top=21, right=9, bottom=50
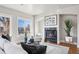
left=18, top=18, right=30, bottom=27
left=24, top=19, right=30, bottom=27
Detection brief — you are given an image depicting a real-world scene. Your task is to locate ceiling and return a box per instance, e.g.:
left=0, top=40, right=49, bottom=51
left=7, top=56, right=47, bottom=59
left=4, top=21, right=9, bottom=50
left=0, top=4, right=79, bottom=15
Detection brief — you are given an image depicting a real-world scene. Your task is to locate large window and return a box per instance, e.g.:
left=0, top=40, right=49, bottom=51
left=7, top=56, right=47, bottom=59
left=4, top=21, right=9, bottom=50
left=18, top=17, right=30, bottom=34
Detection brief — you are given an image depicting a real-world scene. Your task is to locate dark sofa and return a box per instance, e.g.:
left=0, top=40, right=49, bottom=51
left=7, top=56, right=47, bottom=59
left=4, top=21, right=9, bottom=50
left=21, top=42, right=47, bottom=54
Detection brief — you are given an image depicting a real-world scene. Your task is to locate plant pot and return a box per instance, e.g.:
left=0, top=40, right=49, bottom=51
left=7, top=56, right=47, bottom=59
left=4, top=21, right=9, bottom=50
left=65, top=36, right=72, bottom=43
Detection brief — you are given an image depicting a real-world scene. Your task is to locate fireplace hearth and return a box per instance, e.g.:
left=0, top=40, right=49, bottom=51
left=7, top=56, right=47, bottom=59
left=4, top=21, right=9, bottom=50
left=45, top=28, right=57, bottom=43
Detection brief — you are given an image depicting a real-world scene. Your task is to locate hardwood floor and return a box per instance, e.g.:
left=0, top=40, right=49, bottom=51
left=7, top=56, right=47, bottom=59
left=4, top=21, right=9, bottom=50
left=47, top=42, right=78, bottom=54
left=59, top=42, right=77, bottom=54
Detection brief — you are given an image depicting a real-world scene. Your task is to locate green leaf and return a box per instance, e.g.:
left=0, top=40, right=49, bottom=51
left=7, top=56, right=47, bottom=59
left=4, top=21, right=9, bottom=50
left=64, top=19, right=72, bottom=36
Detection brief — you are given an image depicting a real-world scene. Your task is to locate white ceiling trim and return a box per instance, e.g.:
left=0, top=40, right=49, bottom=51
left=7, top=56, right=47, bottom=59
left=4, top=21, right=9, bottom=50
left=0, top=4, right=79, bottom=15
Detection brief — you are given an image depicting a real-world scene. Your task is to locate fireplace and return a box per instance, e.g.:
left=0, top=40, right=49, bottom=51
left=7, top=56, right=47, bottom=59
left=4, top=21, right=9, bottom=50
left=45, top=28, right=57, bottom=43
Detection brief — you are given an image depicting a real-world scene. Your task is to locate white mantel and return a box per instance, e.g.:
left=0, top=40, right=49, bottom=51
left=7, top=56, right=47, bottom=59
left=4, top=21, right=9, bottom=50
left=41, top=14, right=60, bottom=44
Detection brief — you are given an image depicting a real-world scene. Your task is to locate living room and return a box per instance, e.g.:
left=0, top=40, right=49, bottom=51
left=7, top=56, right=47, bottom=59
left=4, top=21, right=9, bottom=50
left=0, top=4, right=79, bottom=54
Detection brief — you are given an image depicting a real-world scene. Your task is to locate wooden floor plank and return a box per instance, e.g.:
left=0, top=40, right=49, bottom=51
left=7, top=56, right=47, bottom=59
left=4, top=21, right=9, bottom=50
left=46, top=42, right=78, bottom=54
left=59, top=42, right=77, bottom=54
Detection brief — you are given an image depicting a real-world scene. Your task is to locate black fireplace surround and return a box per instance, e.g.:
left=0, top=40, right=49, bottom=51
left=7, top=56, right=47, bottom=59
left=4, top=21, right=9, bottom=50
left=45, top=28, right=57, bottom=43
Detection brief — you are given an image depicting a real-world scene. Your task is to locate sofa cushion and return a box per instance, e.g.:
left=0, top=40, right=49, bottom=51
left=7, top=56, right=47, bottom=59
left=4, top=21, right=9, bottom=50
left=0, top=36, right=8, bottom=49
left=4, top=42, right=28, bottom=54
left=0, top=48, right=5, bottom=54
left=21, top=42, right=47, bottom=54
left=21, top=43, right=36, bottom=54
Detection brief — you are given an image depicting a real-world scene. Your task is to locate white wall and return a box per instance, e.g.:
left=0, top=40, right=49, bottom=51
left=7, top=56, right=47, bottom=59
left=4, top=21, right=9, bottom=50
left=28, top=16, right=36, bottom=37
left=10, top=16, right=18, bottom=43
left=34, top=15, right=44, bottom=43
left=77, top=15, right=79, bottom=48
left=35, top=16, right=44, bottom=35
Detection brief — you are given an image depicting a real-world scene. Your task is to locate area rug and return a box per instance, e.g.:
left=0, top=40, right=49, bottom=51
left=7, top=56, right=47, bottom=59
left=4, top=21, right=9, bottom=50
left=40, top=43, right=69, bottom=54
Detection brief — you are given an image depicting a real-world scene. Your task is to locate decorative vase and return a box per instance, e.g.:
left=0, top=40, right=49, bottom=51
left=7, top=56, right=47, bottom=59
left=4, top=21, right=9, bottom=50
left=65, top=36, right=72, bottom=43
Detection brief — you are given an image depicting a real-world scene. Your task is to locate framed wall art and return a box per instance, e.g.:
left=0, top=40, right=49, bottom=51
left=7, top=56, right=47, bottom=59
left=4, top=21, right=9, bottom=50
left=44, top=15, right=57, bottom=26
left=0, top=16, right=10, bottom=34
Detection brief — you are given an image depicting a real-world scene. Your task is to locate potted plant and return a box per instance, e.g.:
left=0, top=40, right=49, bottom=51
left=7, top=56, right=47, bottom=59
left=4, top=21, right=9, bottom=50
left=64, top=19, right=73, bottom=43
